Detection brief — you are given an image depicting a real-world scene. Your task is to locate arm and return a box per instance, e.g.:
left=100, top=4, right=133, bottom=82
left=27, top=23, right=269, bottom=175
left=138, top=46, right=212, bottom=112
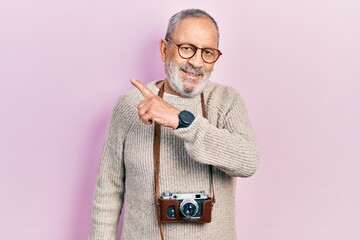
left=174, top=93, right=259, bottom=177
left=130, top=79, right=258, bottom=177
left=90, top=98, right=126, bottom=239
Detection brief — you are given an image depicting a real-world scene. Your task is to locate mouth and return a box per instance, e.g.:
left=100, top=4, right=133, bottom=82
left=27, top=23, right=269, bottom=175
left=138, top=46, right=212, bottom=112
left=180, top=69, right=203, bottom=78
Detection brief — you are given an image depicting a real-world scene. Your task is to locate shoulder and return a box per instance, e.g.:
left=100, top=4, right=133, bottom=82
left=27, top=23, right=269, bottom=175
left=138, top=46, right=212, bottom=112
left=109, top=81, right=158, bottom=129
left=108, top=86, right=144, bottom=133
left=113, top=80, right=160, bottom=112
left=112, top=88, right=141, bottom=115
left=204, top=81, right=246, bottom=110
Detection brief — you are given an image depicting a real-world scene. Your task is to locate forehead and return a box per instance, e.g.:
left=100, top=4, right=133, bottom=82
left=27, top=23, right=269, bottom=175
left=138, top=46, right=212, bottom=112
left=171, top=17, right=219, bottom=48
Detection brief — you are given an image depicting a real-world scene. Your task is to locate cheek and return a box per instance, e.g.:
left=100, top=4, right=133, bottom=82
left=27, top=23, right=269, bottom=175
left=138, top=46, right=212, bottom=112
left=167, top=56, right=188, bottom=69
left=204, top=64, right=214, bottom=73
left=165, top=48, right=181, bottom=62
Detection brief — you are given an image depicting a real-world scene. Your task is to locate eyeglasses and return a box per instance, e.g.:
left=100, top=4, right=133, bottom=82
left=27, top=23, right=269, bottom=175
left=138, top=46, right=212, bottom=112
left=167, top=38, right=222, bottom=64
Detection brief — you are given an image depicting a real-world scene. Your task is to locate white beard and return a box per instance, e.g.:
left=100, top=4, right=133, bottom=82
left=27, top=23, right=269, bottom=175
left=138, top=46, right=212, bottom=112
left=165, top=61, right=211, bottom=98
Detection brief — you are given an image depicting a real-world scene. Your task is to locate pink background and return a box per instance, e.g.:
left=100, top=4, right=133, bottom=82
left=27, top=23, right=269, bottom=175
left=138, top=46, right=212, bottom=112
left=1, top=0, right=359, bottom=239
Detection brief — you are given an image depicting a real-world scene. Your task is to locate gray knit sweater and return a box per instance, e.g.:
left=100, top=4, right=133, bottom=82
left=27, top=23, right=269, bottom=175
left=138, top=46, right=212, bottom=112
left=90, top=80, right=258, bottom=240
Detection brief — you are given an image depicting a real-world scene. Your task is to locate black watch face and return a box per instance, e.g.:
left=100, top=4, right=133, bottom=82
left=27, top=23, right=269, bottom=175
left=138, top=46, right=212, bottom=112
left=180, top=111, right=195, bottom=125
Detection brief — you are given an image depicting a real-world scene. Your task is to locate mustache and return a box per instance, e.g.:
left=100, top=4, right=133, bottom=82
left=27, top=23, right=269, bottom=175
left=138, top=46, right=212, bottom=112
left=179, top=63, right=204, bottom=75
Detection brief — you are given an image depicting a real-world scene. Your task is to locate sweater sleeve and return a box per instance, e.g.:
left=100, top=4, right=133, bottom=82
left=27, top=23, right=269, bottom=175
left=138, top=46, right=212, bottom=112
left=89, top=97, right=127, bottom=240
left=173, top=92, right=259, bottom=177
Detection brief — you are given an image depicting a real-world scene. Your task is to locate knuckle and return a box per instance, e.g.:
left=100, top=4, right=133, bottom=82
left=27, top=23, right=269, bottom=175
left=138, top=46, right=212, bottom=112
left=147, top=109, right=154, bottom=115
left=138, top=109, right=146, bottom=116
left=149, top=95, right=157, bottom=102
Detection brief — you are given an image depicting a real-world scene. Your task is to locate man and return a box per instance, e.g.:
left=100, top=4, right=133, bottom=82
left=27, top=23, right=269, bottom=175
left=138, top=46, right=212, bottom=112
left=90, top=9, right=258, bottom=240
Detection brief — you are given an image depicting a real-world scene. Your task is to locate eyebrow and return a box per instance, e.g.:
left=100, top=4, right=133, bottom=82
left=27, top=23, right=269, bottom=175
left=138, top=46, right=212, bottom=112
left=176, top=40, right=218, bottom=49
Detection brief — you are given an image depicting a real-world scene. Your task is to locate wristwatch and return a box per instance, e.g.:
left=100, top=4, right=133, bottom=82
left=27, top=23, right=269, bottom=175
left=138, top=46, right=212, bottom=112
left=177, top=110, right=195, bottom=129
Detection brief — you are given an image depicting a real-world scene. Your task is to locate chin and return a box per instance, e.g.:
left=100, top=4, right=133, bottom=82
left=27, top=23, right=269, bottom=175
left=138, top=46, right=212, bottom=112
left=165, top=61, right=211, bottom=97
left=182, top=78, right=201, bottom=92
left=180, top=78, right=209, bottom=97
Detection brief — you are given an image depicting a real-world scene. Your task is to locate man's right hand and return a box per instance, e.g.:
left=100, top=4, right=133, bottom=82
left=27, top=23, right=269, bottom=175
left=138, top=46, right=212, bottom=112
left=131, top=79, right=180, bottom=129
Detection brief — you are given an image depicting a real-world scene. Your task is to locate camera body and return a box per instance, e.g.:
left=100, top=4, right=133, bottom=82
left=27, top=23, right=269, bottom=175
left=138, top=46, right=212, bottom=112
left=159, top=191, right=213, bottom=223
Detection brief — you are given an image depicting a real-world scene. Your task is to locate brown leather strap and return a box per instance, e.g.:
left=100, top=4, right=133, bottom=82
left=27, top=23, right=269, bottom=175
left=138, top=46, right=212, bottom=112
left=154, top=82, right=165, bottom=240
left=153, top=81, right=215, bottom=240
left=201, top=88, right=216, bottom=205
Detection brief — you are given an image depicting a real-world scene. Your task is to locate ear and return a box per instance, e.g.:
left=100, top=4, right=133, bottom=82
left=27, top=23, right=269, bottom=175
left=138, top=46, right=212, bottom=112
left=159, top=39, right=167, bottom=62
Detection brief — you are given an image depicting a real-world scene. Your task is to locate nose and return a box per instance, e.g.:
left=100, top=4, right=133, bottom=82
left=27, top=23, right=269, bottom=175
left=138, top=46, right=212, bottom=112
left=188, top=49, right=204, bottom=68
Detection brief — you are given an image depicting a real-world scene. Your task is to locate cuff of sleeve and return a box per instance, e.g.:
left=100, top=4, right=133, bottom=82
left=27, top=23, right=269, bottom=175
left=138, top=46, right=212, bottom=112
left=173, top=115, right=208, bottom=142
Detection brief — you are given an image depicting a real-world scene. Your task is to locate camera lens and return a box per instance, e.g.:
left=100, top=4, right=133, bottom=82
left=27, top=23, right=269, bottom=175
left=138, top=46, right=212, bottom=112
left=183, top=203, right=196, bottom=216
left=180, top=199, right=199, bottom=218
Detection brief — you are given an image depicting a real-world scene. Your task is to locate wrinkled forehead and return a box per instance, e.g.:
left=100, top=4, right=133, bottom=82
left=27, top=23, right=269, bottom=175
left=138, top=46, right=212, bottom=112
left=171, top=17, right=219, bottom=48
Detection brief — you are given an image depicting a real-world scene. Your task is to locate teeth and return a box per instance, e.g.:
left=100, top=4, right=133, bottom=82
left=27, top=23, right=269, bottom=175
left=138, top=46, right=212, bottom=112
left=181, top=69, right=202, bottom=77
left=187, top=71, right=198, bottom=77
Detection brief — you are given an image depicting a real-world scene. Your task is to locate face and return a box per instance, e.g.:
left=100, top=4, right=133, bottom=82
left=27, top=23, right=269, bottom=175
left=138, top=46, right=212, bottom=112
left=160, top=17, right=219, bottom=97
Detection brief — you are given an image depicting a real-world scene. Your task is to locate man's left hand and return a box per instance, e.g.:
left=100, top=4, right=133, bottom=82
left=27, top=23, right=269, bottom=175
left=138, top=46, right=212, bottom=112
left=131, top=79, right=180, bottom=129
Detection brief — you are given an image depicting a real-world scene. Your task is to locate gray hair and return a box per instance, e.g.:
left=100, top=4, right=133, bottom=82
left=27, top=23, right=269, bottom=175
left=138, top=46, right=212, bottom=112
left=165, top=9, right=220, bottom=42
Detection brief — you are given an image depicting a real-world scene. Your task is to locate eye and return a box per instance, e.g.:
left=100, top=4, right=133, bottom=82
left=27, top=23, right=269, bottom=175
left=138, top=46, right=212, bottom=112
left=180, top=45, right=195, bottom=52
left=204, top=49, right=215, bottom=56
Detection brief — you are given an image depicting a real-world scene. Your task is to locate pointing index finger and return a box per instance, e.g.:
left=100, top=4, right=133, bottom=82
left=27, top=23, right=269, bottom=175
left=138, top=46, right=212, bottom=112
left=131, top=78, right=153, bottom=97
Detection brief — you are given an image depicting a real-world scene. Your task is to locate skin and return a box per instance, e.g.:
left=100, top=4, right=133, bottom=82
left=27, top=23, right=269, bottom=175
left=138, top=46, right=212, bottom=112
left=131, top=17, right=219, bottom=129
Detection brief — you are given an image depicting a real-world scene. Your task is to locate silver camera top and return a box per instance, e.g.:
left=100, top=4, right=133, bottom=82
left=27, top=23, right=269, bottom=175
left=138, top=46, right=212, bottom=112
left=161, top=191, right=209, bottom=200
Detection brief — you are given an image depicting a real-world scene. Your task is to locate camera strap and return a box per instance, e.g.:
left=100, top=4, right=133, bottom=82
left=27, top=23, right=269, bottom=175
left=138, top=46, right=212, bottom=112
left=153, top=81, right=215, bottom=240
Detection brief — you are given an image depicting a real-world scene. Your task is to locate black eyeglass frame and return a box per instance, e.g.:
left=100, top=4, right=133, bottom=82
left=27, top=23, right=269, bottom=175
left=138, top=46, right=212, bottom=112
left=166, top=38, right=222, bottom=64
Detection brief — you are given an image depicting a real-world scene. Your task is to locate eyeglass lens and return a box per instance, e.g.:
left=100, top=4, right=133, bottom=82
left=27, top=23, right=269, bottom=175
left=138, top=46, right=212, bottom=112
left=178, top=44, right=220, bottom=63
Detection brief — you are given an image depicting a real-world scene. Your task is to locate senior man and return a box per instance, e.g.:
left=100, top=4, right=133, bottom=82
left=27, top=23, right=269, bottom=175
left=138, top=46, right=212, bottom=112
left=90, top=9, right=258, bottom=240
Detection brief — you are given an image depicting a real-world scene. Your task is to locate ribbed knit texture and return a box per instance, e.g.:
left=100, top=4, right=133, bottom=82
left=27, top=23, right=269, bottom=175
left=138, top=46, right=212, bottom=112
left=90, top=80, right=259, bottom=240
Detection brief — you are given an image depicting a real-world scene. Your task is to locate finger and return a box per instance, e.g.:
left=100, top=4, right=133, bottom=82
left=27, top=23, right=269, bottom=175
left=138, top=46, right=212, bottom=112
left=137, top=97, right=152, bottom=114
left=140, top=112, right=153, bottom=125
left=130, top=78, right=153, bottom=97
left=137, top=102, right=147, bottom=116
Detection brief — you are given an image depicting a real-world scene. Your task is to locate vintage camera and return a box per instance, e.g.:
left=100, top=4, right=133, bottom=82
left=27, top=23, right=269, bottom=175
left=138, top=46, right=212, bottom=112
left=158, top=191, right=213, bottom=223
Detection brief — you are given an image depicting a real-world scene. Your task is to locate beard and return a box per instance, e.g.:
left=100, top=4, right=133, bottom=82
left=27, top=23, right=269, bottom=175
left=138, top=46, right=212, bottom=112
left=165, top=61, right=212, bottom=98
